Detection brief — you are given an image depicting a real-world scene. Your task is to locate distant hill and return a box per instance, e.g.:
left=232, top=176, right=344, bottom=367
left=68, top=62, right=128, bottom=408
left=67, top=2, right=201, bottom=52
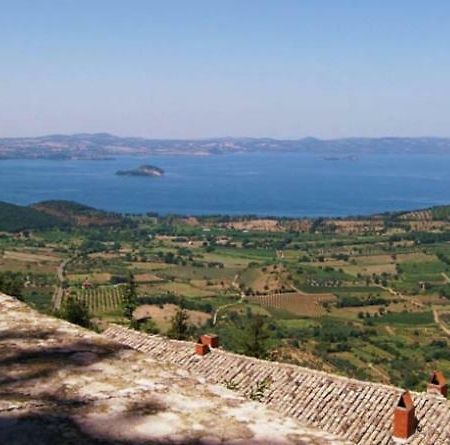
left=1, top=199, right=449, bottom=233
left=0, top=200, right=126, bottom=232
left=396, top=205, right=450, bottom=222
left=0, top=201, right=65, bottom=232
left=2, top=133, right=450, bottom=159
left=31, top=200, right=126, bottom=227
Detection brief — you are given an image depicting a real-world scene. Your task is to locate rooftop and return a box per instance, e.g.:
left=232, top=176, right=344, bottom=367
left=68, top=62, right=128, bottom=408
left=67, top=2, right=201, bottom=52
left=104, top=326, right=450, bottom=444
left=0, top=293, right=347, bottom=445
left=2, top=292, right=450, bottom=444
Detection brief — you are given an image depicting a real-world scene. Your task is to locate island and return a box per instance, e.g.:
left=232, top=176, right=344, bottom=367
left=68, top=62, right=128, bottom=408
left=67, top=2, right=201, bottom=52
left=116, top=165, right=164, bottom=177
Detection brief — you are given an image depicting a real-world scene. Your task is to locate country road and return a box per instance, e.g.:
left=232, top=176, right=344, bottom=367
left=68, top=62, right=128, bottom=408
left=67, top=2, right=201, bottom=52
left=377, top=284, right=425, bottom=308
left=212, top=295, right=245, bottom=325
left=433, top=309, right=450, bottom=336
left=212, top=274, right=245, bottom=325
left=377, top=285, right=450, bottom=336
left=52, top=258, right=71, bottom=310
left=442, top=272, right=450, bottom=284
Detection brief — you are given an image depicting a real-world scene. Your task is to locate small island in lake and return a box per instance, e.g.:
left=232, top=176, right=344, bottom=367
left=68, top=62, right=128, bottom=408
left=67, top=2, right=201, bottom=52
left=116, top=165, right=165, bottom=177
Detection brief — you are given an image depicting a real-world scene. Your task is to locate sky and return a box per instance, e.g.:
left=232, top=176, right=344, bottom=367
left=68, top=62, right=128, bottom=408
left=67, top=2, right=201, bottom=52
left=1, top=0, right=450, bottom=139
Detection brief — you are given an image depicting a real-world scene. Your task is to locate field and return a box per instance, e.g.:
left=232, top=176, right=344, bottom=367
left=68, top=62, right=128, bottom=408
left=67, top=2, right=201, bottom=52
left=134, top=304, right=211, bottom=331
left=2, top=201, right=450, bottom=392
left=247, top=292, right=336, bottom=317
left=72, top=285, right=126, bottom=314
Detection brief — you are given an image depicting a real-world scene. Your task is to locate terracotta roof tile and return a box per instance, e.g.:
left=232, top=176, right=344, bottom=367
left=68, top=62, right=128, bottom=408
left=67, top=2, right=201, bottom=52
left=103, top=324, right=450, bottom=444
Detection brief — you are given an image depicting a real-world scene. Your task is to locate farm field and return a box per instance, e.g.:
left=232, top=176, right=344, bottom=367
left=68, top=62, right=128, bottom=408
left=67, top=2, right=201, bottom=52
left=72, top=285, right=126, bottom=314
left=133, top=304, right=211, bottom=331
left=2, top=199, right=450, bottom=392
left=247, top=292, right=336, bottom=317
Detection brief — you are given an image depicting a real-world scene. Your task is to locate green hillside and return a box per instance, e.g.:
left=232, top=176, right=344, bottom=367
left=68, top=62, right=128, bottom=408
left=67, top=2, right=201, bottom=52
left=31, top=200, right=126, bottom=227
left=0, top=201, right=65, bottom=232
left=431, top=205, right=450, bottom=221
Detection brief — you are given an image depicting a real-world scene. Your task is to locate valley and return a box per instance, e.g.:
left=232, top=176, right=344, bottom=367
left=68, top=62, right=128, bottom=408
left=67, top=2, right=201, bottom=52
left=1, top=200, right=450, bottom=392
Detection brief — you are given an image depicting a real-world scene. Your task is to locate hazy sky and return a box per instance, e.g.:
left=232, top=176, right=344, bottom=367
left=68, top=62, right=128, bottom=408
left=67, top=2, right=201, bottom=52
left=1, top=0, right=450, bottom=139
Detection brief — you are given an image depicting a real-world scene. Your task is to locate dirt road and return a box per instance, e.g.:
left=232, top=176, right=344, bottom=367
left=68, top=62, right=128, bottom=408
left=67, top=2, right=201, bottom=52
left=433, top=309, right=450, bottom=336
left=52, top=258, right=71, bottom=310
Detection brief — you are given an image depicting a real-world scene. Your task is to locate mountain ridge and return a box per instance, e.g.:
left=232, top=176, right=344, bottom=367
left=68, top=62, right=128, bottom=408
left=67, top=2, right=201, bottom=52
left=2, top=133, right=450, bottom=159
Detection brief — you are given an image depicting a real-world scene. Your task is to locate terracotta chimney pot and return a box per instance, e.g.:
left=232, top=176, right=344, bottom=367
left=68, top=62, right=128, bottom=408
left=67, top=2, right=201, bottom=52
left=200, top=334, right=219, bottom=348
left=427, top=370, right=448, bottom=397
left=195, top=342, right=209, bottom=356
left=393, top=391, right=417, bottom=442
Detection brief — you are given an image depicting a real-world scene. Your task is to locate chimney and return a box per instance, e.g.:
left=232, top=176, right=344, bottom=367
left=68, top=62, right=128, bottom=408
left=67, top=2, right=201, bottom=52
left=200, top=334, right=219, bottom=348
left=393, top=391, right=417, bottom=442
left=195, top=341, right=210, bottom=356
left=427, top=370, right=448, bottom=397
left=195, top=334, right=219, bottom=355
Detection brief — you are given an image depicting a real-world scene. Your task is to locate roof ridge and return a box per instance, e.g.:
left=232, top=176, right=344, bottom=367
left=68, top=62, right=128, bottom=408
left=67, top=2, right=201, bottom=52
left=102, top=324, right=421, bottom=397
left=103, top=324, right=450, bottom=444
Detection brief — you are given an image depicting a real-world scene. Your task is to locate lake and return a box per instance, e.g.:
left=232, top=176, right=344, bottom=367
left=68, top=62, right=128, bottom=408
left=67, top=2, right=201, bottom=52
left=0, top=153, right=449, bottom=217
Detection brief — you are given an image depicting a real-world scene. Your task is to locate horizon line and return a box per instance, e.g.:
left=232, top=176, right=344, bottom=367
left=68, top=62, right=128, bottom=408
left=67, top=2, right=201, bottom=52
left=2, top=132, right=450, bottom=141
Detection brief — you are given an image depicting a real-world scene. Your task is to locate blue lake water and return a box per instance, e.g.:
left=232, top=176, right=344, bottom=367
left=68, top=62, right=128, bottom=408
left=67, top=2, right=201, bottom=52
left=0, top=153, right=449, bottom=217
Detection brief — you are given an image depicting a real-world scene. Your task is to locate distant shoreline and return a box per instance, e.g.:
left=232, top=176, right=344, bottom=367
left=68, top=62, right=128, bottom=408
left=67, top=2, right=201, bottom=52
left=3, top=133, right=450, bottom=160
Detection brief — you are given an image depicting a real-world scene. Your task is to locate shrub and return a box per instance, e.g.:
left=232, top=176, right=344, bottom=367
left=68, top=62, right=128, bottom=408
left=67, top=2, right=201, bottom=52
left=60, top=296, right=90, bottom=328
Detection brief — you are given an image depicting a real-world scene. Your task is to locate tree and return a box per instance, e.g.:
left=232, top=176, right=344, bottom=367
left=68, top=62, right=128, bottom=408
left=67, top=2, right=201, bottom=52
left=122, top=271, right=138, bottom=320
left=239, top=314, right=271, bottom=359
left=0, top=271, right=24, bottom=298
left=167, top=308, right=190, bottom=340
left=131, top=317, right=160, bottom=334
left=61, top=296, right=90, bottom=328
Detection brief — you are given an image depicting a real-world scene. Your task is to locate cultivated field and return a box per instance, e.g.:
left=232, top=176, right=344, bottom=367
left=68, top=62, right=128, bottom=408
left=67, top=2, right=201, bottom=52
left=71, top=285, right=125, bottom=314
left=247, top=292, right=336, bottom=317
left=3, top=202, right=450, bottom=391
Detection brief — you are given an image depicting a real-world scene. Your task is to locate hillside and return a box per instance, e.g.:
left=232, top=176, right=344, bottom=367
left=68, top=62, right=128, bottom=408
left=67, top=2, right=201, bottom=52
left=31, top=200, right=126, bottom=227
left=0, top=200, right=126, bottom=232
left=0, top=201, right=66, bottom=232
left=1, top=199, right=449, bottom=233
left=390, top=205, right=450, bottom=222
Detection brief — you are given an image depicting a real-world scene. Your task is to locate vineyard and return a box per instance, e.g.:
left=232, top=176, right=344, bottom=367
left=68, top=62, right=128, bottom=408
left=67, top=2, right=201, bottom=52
left=400, top=209, right=433, bottom=221
left=70, top=285, right=125, bottom=314
left=247, top=292, right=336, bottom=317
